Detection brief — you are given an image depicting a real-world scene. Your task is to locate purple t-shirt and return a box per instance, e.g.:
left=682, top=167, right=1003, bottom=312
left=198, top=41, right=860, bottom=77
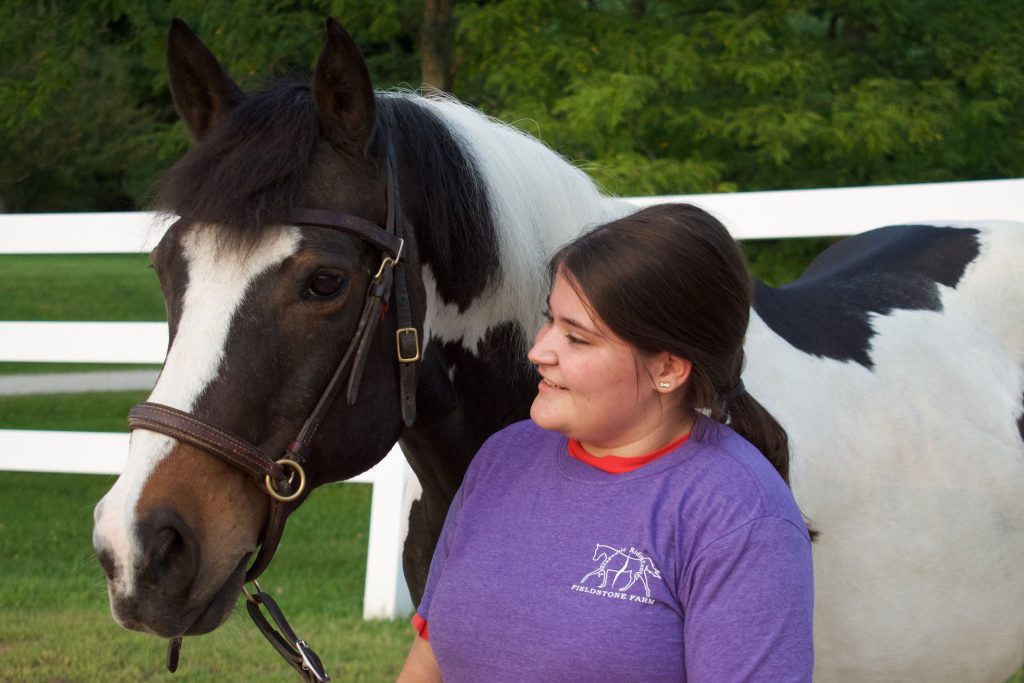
left=418, top=416, right=813, bottom=682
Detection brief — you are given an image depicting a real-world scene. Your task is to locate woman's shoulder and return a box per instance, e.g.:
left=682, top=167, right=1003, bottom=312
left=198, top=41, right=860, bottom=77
left=462, top=419, right=563, bottom=486
left=678, top=417, right=809, bottom=543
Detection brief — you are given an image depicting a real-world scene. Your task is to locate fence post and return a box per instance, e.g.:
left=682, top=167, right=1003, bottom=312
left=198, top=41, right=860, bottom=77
left=361, top=446, right=415, bottom=619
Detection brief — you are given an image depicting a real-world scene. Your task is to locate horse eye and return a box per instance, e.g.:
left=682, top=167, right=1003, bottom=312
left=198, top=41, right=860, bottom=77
left=307, top=271, right=347, bottom=298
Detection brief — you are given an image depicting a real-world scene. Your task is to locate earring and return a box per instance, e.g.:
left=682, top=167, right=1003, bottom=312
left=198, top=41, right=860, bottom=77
left=658, top=382, right=671, bottom=389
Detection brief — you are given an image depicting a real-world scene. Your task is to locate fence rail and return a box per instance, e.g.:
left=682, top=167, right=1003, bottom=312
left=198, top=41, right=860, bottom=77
left=2, top=177, right=1021, bottom=620
left=2, top=178, right=1023, bottom=253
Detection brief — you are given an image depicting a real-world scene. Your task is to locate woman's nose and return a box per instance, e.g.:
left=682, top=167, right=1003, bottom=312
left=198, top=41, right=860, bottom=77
left=527, top=323, right=555, bottom=365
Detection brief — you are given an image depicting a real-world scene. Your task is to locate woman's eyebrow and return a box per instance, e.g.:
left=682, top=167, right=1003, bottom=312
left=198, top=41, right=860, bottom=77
left=556, top=313, right=599, bottom=336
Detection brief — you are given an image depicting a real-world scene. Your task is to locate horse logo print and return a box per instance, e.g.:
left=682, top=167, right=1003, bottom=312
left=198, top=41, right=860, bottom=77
left=578, top=544, right=662, bottom=599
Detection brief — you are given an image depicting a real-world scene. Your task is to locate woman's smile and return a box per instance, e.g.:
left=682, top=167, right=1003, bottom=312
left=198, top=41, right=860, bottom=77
left=527, top=272, right=684, bottom=454
left=538, top=376, right=566, bottom=391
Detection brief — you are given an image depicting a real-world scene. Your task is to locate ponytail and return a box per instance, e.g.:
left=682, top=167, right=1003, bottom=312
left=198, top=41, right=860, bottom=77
left=688, top=350, right=790, bottom=486
left=715, top=362, right=817, bottom=538
left=724, top=389, right=790, bottom=485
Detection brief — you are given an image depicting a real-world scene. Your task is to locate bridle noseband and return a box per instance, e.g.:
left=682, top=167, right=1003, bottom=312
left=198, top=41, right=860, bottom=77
left=127, top=146, right=420, bottom=682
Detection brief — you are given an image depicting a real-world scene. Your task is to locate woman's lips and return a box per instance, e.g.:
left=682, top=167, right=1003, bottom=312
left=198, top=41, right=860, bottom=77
left=538, top=377, right=566, bottom=391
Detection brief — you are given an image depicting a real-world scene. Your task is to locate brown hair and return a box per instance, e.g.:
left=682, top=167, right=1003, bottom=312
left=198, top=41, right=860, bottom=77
left=550, top=203, right=790, bottom=483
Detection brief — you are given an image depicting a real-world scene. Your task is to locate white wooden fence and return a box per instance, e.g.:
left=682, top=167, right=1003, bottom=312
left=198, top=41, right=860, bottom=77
left=2, top=178, right=1022, bottom=620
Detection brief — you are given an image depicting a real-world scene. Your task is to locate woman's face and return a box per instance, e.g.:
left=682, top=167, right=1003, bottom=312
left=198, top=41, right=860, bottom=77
left=528, top=272, right=677, bottom=452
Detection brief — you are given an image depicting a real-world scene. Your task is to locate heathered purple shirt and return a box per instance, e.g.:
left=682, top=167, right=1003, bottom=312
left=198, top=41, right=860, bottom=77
left=417, top=416, right=813, bottom=682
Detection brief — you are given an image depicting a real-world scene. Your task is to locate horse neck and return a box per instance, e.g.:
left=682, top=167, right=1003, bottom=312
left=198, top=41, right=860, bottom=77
left=404, top=95, right=628, bottom=352
left=391, top=97, right=639, bottom=583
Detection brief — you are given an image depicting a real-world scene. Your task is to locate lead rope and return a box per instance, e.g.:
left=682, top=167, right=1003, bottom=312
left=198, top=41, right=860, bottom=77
left=245, top=582, right=330, bottom=682
left=165, top=591, right=330, bottom=682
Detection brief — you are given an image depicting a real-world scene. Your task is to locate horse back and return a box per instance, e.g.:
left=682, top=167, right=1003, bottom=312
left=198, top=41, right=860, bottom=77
left=752, top=221, right=1024, bottom=370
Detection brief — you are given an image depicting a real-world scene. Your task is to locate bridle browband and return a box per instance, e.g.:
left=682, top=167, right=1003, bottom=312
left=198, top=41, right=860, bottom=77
left=127, top=144, right=420, bottom=682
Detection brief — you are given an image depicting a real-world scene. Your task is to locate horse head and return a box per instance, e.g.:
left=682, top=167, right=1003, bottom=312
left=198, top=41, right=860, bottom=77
left=91, top=18, right=424, bottom=638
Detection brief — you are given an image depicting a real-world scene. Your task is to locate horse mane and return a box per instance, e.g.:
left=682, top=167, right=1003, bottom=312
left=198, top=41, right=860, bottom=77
left=407, top=93, right=621, bottom=348
left=373, top=94, right=499, bottom=312
left=154, top=77, right=619, bottom=350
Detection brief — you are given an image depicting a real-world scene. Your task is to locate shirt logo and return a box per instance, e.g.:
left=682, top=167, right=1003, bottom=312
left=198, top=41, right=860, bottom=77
left=570, top=543, right=661, bottom=605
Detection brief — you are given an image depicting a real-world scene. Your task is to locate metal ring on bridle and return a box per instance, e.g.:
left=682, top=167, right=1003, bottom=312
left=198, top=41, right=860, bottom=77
left=242, top=579, right=264, bottom=603
left=264, top=459, right=306, bottom=503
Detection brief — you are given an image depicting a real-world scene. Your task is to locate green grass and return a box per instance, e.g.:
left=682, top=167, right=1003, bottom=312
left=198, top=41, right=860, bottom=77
left=0, top=253, right=164, bottom=321
left=0, top=471, right=412, bottom=683
left=0, top=254, right=165, bottom=377
left=0, top=362, right=161, bottom=375
left=0, top=390, right=148, bottom=431
left=743, top=236, right=837, bottom=287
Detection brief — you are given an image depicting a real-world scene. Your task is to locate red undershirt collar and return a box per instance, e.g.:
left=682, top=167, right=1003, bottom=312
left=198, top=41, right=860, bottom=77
left=568, top=432, right=691, bottom=474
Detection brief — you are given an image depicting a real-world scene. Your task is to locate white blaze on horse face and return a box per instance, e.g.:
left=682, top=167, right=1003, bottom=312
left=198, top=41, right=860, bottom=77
left=93, top=224, right=300, bottom=597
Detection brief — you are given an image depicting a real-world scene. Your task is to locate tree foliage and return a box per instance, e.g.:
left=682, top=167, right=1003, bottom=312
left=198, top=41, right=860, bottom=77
left=0, top=0, right=422, bottom=211
left=454, top=0, right=1024, bottom=195
left=2, top=0, right=1022, bottom=218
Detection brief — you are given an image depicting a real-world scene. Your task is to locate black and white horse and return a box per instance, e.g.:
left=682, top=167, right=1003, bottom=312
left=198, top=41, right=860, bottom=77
left=91, top=18, right=1024, bottom=682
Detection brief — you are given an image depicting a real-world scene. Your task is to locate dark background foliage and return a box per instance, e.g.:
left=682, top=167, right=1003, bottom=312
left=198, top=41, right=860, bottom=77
left=2, top=1, right=1021, bottom=282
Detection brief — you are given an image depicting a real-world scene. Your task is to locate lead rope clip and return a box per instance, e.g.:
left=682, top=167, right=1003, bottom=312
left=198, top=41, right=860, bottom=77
left=244, top=581, right=331, bottom=682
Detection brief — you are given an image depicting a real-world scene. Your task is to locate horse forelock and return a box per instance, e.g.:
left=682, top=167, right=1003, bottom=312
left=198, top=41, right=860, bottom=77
left=156, top=79, right=320, bottom=242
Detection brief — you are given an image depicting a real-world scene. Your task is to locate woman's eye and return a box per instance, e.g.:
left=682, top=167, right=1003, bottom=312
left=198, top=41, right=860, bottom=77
left=566, top=334, right=587, bottom=345
left=307, top=271, right=347, bottom=298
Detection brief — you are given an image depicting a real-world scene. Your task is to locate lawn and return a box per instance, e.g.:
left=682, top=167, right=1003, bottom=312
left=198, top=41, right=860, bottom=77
left=0, top=362, right=160, bottom=375
left=0, top=390, right=148, bottom=431
left=0, top=252, right=164, bottom=377
left=0, top=253, right=164, bottom=321
left=0, top=471, right=412, bottom=683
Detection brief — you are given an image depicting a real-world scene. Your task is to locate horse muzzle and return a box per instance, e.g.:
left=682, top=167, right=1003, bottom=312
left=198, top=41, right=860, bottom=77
left=97, top=507, right=252, bottom=637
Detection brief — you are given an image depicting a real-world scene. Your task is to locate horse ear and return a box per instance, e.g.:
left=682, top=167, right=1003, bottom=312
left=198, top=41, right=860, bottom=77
left=313, top=18, right=376, bottom=153
left=166, top=18, right=244, bottom=140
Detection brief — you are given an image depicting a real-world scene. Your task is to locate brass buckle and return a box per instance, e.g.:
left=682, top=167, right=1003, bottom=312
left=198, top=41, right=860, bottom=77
left=373, top=257, right=395, bottom=281
left=263, top=459, right=306, bottom=503
left=396, top=327, right=420, bottom=363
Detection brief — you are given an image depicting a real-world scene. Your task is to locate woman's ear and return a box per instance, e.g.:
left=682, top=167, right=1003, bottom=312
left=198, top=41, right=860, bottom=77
left=649, top=352, right=692, bottom=394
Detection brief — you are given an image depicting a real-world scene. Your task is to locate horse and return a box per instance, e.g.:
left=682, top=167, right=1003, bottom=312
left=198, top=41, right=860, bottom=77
left=91, top=17, right=1024, bottom=682
left=581, top=544, right=630, bottom=589
left=581, top=545, right=663, bottom=598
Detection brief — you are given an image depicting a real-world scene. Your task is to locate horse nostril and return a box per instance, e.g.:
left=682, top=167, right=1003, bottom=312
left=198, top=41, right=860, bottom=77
left=137, top=508, right=199, bottom=596
left=97, top=548, right=118, bottom=582
left=151, top=526, right=186, bottom=577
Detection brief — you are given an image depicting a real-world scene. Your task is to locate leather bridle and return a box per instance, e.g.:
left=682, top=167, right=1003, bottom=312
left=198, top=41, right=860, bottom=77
left=127, top=145, right=420, bottom=682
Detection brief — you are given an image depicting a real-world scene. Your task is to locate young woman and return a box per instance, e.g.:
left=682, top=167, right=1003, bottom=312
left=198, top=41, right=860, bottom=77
left=398, top=204, right=814, bottom=682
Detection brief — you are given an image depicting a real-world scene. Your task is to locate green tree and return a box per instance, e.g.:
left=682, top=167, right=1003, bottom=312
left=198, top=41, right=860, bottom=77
left=2, top=0, right=1022, bottom=283
left=0, top=0, right=422, bottom=212
left=454, top=0, right=1024, bottom=196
